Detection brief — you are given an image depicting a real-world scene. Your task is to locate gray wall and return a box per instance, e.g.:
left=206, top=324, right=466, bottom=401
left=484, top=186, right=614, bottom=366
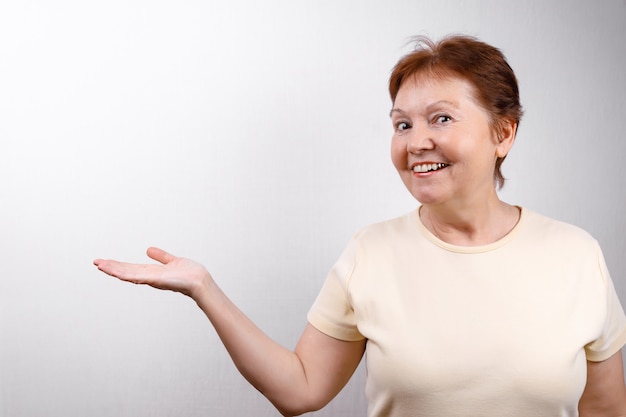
left=1, top=0, right=625, bottom=416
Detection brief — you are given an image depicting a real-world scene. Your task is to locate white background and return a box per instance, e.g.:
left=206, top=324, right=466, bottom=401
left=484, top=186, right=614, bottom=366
left=1, top=1, right=625, bottom=416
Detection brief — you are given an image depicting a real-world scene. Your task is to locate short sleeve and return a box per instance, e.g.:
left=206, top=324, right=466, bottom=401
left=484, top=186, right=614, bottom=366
left=307, top=237, right=365, bottom=341
left=584, top=245, right=626, bottom=361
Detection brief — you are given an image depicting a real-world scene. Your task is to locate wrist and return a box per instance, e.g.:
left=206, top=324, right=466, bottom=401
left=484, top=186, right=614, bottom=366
left=189, top=272, right=215, bottom=305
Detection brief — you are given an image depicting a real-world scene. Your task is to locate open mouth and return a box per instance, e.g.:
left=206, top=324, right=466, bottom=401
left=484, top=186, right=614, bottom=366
left=412, top=163, right=449, bottom=173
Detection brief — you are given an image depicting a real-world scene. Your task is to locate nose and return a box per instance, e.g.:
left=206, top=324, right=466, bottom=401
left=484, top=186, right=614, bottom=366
left=406, top=125, right=435, bottom=154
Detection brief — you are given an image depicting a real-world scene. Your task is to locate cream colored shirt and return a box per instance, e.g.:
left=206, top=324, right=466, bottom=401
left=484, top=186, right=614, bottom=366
left=308, top=208, right=626, bottom=416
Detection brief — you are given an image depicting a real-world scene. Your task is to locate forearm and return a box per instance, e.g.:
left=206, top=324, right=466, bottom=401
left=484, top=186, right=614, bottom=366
left=193, top=279, right=316, bottom=416
left=93, top=249, right=355, bottom=415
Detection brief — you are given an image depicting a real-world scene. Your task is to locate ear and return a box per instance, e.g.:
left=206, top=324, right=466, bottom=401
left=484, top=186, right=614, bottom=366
left=495, top=119, right=517, bottom=158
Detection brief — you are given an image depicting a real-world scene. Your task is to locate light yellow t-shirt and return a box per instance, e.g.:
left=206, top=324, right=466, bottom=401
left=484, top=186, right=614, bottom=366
left=307, top=207, right=626, bottom=417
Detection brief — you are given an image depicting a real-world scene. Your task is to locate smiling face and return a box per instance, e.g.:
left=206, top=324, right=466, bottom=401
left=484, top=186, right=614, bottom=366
left=390, top=75, right=515, bottom=208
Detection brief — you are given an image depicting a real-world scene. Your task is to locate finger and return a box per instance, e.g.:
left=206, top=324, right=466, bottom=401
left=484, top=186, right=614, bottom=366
left=94, top=259, right=114, bottom=279
left=93, top=258, right=118, bottom=274
left=93, top=258, right=124, bottom=278
left=146, top=247, right=176, bottom=264
left=93, top=259, right=158, bottom=284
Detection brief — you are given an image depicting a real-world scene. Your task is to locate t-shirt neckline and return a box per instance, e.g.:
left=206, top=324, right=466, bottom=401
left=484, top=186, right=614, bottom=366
left=413, top=206, right=526, bottom=254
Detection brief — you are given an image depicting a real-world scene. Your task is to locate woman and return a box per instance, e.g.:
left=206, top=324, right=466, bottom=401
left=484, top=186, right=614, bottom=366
left=94, top=35, right=626, bottom=416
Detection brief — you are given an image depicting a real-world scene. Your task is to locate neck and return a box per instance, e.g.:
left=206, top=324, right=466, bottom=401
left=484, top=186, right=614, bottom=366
left=419, top=199, right=520, bottom=246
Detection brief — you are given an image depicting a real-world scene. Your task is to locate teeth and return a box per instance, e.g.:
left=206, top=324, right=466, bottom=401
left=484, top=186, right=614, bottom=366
left=413, top=163, right=448, bottom=173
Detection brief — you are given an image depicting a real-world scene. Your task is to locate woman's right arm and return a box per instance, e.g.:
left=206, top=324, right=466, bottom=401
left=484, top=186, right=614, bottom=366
left=94, top=247, right=366, bottom=416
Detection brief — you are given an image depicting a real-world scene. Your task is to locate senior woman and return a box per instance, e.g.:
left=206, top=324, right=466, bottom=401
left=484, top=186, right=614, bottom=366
left=94, top=35, right=626, bottom=416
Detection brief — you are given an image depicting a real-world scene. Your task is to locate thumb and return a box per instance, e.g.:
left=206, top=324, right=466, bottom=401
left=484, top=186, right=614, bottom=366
left=146, top=247, right=176, bottom=264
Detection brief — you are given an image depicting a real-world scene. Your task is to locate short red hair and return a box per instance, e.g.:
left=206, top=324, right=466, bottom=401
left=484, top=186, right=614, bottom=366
left=389, top=35, right=524, bottom=189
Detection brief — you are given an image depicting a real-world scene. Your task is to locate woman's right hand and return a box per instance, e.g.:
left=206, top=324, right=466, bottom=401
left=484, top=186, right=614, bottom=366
left=93, top=247, right=211, bottom=300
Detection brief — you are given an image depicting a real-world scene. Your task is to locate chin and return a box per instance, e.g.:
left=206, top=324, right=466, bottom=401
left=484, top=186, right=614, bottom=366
left=407, top=186, right=445, bottom=206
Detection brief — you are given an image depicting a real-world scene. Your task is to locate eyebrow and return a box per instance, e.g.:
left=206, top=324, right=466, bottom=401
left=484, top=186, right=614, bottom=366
left=389, top=108, right=407, bottom=117
left=389, top=100, right=459, bottom=117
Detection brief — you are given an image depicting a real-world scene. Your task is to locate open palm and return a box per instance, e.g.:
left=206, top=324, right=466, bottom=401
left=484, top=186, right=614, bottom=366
left=94, top=247, right=210, bottom=299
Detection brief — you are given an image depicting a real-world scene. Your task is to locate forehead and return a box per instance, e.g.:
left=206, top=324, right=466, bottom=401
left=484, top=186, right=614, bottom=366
left=393, top=74, right=480, bottom=109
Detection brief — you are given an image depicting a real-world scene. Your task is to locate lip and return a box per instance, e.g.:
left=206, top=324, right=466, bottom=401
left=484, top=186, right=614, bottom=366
left=409, top=161, right=450, bottom=176
left=410, top=161, right=443, bottom=168
left=409, top=161, right=448, bottom=168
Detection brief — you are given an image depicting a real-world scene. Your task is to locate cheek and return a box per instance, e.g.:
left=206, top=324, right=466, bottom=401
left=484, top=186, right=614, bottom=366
left=390, top=140, right=407, bottom=171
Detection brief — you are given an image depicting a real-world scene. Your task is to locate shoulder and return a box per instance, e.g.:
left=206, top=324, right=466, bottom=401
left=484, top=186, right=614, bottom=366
left=351, top=210, right=420, bottom=245
left=520, top=208, right=601, bottom=257
left=522, top=208, right=597, bottom=243
left=354, top=210, right=419, bottom=237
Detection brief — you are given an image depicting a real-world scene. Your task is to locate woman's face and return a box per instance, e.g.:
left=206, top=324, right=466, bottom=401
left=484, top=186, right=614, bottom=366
left=390, top=75, right=513, bottom=207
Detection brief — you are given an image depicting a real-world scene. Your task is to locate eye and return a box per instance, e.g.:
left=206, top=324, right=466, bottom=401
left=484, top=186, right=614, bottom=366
left=434, top=114, right=452, bottom=124
left=395, top=121, right=411, bottom=132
